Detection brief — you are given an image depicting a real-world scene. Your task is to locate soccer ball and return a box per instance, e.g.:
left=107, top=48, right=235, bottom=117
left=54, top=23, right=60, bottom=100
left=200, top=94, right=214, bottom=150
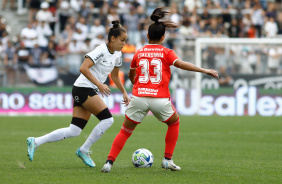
left=132, top=148, right=154, bottom=168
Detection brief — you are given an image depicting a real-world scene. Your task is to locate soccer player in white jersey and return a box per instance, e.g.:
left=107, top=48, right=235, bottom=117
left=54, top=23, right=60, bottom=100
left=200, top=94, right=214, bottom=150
left=27, top=20, right=130, bottom=168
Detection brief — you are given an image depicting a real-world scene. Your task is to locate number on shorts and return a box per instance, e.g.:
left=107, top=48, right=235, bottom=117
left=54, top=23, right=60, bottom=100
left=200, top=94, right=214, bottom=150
left=139, top=58, right=162, bottom=84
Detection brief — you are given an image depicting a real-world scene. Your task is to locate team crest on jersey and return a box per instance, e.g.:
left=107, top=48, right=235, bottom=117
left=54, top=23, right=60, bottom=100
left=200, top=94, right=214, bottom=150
left=94, top=53, right=104, bottom=61
left=74, top=96, right=79, bottom=102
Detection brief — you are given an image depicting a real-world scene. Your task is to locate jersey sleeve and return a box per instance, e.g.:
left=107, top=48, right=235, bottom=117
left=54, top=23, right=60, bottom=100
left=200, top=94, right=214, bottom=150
left=115, top=56, right=122, bottom=68
left=85, top=47, right=104, bottom=64
left=130, top=53, right=138, bottom=69
left=166, top=50, right=179, bottom=66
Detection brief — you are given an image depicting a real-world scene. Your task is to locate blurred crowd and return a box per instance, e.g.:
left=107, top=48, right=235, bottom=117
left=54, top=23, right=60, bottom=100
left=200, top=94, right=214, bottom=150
left=0, top=0, right=282, bottom=86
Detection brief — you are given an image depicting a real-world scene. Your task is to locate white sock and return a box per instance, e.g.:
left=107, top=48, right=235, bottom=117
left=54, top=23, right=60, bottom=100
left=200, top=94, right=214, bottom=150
left=35, top=124, right=82, bottom=146
left=80, top=117, right=114, bottom=153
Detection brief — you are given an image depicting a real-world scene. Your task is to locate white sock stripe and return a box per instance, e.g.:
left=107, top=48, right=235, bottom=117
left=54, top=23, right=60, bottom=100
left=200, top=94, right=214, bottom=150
left=121, top=126, right=133, bottom=134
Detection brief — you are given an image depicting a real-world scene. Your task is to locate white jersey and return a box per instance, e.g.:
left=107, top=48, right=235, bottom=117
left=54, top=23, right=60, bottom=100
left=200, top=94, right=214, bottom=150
left=74, top=43, right=122, bottom=89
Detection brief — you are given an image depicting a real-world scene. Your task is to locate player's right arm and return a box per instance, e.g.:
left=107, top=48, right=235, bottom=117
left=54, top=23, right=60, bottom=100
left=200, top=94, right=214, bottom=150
left=79, top=57, right=111, bottom=97
left=129, top=52, right=138, bottom=85
left=174, top=59, right=219, bottom=78
left=128, top=68, right=136, bottom=85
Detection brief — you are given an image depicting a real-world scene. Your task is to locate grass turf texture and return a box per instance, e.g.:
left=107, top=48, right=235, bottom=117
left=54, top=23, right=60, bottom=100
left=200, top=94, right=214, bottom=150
left=0, top=116, right=281, bottom=184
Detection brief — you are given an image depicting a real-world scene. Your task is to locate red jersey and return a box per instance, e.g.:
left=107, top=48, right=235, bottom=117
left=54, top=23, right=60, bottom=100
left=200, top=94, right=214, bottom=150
left=130, top=44, right=179, bottom=98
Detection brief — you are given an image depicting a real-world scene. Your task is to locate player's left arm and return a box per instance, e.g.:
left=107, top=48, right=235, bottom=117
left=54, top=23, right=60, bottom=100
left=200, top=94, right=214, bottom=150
left=111, top=67, right=130, bottom=105
left=174, top=59, right=219, bottom=78
left=166, top=49, right=218, bottom=78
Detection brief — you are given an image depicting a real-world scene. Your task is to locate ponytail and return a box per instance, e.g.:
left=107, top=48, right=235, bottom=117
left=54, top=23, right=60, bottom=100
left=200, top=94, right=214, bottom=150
left=148, top=7, right=178, bottom=41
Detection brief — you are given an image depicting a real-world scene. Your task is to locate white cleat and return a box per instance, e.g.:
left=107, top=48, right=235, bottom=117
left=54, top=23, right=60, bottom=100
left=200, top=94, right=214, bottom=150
left=100, top=162, right=112, bottom=173
left=161, top=158, right=181, bottom=171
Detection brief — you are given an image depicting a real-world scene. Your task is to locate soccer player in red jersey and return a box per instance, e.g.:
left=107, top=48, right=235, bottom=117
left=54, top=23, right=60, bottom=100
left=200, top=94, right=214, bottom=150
left=101, top=7, right=219, bottom=172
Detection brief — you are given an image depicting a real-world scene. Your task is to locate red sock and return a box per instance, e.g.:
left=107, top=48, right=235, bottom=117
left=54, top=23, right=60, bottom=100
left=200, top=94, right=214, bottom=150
left=107, top=123, right=134, bottom=162
left=164, top=118, right=180, bottom=159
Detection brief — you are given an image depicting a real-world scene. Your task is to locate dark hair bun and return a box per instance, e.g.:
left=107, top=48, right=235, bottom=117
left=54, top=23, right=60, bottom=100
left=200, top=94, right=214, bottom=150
left=111, top=20, right=120, bottom=28
left=150, top=14, right=160, bottom=23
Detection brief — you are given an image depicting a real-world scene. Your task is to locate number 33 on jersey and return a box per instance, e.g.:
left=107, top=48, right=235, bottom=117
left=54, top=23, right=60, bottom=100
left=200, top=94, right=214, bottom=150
left=130, top=44, right=179, bottom=98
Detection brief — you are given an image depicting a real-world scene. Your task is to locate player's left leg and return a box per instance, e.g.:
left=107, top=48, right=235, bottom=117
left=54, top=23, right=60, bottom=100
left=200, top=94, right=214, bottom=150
left=162, top=113, right=181, bottom=171
left=150, top=98, right=181, bottom=171
left=75, top=95, right=114, bottom=167
left=79, top=95, right=113, bottom=154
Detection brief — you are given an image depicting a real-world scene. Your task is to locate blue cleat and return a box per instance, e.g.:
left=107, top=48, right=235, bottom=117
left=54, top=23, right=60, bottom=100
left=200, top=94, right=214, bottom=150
left=27, top=137, right=37, bottom=162
left=75, top=148, right=95, bottom=168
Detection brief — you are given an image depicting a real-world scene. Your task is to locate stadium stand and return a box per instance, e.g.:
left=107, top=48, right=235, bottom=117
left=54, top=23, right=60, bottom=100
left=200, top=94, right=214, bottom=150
left=0, top=0, right=281, bottom=87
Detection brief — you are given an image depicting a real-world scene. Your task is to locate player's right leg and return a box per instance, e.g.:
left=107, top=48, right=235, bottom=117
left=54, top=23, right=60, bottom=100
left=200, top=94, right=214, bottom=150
left=101, top=96, right=148, bottom=172
left=100, top=118, right=137, bottom=173
left=27, top=106, right=91, bottom=162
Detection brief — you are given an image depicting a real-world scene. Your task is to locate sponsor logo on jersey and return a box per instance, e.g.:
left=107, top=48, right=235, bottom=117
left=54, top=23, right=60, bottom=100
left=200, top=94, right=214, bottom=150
left=138, top=52, right=164, bottom=58
left=143, top=48, right=164, bottom=51
left=103, top=60, right=113, bottom=64
left=94, top=53, right=104, bottom=61
left=138, top=88, right=158, bottom=95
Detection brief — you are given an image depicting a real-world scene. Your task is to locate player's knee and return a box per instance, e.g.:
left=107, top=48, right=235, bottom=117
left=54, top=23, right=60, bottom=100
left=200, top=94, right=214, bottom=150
left=166, top=117, right=180, bottom=127
left=96, top=108, right=113, bottom=122
left=98, top=117, right=114, bottom=132
left=69, top=124, right=83, bottom=137
left=71, top=117, right=88, bottom=130
left=96, top=109, right=114, bottom=132
left=108, top=116, right=114, bottom=123
left=107, top=117, right=114, bottom=127
left=69, top=117, right=88, bottom=137
left=71, top=129, right=81, bottom=137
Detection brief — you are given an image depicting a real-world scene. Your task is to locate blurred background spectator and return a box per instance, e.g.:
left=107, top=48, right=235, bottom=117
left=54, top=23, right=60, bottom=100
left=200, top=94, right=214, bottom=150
left=2, top=0, right=16, bottom=10
left=218, top=66, right=233, bottom=87
left=121, top=39, right=136, bottom=71
left=3, top=40, right=16, bottom=85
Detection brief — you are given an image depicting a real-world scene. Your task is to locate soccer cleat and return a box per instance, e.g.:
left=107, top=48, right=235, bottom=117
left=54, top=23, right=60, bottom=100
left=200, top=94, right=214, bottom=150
left=100, top=162, right=112, bottom=173
left=75, top=148, right=95, bottom=167
left=27, top=137, right=37, bottom=162
left=161, top=158, right=181, bottom=171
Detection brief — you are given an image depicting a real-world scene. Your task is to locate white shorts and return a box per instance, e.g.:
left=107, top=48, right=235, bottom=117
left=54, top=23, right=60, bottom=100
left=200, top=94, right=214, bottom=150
left=125, top=95, right=176, bottom=123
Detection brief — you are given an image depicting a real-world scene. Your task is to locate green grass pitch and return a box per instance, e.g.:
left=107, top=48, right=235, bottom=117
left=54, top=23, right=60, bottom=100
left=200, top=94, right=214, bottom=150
left=0, top=115, right=281, bottom=184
